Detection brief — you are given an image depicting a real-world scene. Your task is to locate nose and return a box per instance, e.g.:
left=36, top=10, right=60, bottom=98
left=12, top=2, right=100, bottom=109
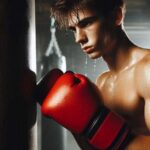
left=75, top=28, right=87, bottom=44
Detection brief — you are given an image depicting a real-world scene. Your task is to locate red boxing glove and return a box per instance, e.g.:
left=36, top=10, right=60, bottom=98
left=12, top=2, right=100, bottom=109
left=41, top=72, right=131, bottom=150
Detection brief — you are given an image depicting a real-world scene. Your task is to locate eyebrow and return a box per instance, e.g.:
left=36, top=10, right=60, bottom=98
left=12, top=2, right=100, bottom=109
left=68, top=16, right=98, bottom=30
left=79, top=16, right=98, bottom=26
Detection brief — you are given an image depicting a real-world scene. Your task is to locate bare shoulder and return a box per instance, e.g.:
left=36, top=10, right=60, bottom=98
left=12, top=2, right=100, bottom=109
left=136, top=52, right=150, bottom=71
left=95, top=71, right=110, bottom=89
left=135, top=52, right=150, bottom=131
left=135, top=52, right=150, bottom=97
left=140, top=52, right=150, bottom=63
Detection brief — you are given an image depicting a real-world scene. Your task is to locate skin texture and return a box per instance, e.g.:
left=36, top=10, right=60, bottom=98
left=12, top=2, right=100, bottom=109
left=68, top=7, right=150, bottom=150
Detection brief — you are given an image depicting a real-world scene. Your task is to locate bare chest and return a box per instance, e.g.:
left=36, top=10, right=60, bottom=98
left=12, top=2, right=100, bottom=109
left=99, top=69, right=142, bottom=115
left=99, top=70, right=148, bottom=133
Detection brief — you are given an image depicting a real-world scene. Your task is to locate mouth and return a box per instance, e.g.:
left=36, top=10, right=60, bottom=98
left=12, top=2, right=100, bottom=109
left=82, top=46, right=94, bottom=54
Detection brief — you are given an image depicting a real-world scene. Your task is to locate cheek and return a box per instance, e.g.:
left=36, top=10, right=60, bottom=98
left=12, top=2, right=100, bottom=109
left=97, top=28, right=113, bottom=50
left=87, top=28, right=101, bottom=45
left=100, top=23, right=115, bottom=45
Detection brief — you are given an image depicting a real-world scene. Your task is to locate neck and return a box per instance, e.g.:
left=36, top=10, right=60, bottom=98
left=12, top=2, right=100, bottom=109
left=102, top=31, right=137, bottom=72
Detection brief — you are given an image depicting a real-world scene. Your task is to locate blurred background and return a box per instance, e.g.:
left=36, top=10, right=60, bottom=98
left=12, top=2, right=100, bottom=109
left=35, top=0, right=150, bottom=150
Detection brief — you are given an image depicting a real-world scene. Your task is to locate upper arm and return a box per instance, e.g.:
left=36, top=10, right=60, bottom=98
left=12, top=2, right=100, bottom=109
left=136, top=56, right=150, bottom=131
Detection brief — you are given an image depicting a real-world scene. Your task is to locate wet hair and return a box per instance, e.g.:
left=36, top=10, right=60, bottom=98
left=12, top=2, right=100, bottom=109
left=50, top=0, right=125, bottom=29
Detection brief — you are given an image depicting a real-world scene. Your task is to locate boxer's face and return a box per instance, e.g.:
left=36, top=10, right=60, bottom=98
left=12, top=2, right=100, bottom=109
left=68, top=8, right=115, bottom=59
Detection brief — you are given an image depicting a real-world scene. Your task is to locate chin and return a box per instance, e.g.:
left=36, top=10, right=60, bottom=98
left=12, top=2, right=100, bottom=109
left=88, top=52, right=102, bottom=59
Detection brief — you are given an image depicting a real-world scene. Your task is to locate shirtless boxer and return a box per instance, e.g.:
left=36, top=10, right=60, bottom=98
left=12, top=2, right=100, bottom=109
left=49, top=0, right=150, bottom=149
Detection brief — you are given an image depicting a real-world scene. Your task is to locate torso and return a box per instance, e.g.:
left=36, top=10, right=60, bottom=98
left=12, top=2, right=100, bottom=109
left=96, top=50, right=150, bottom=134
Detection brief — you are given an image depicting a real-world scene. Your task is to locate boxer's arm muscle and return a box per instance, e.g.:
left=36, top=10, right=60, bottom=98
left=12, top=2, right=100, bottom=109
left=136, top=58, right=150, bottom=131
left=142, top=64, right=150, bottom=131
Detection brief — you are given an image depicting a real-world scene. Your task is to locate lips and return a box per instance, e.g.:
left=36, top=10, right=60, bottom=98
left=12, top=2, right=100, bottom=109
left=82, top=46, right=94, bottom=53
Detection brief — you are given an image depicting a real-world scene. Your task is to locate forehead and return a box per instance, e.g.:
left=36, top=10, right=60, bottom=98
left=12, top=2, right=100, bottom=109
left=68, top=9, right=97, bottom=27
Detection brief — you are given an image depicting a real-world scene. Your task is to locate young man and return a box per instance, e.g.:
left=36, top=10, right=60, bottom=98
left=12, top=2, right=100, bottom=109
left=49, top=0, right=150, bottom=149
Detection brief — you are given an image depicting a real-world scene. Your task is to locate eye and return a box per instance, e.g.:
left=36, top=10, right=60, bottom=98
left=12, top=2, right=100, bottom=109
left=81, top=22, right=90, bottom=28
left=79, top=20, right=92, bottom=28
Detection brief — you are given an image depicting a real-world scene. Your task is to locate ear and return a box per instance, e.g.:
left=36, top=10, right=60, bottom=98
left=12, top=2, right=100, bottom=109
left=115, top=7, right=124, bottom=26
